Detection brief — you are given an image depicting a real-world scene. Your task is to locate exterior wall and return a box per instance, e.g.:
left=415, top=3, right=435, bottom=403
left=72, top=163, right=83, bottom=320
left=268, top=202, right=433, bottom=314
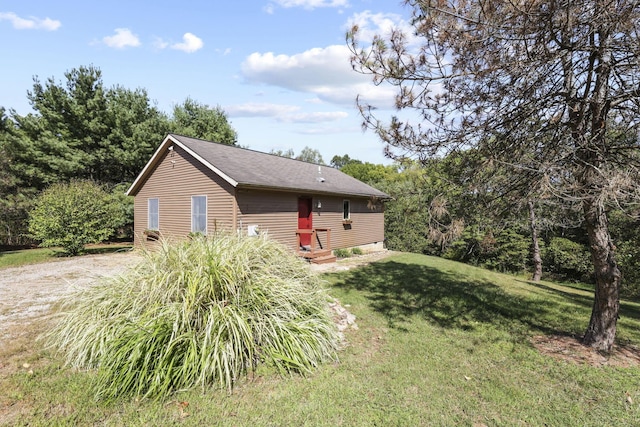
left=312, top=196, right=385, bottom=249
left=236, top=190, right=298, bottom=248
left=133, top=146, right=385, bottom=250
left=132, top=145, right=236, bottom=245
left=236, top=191, right=385, bottom=251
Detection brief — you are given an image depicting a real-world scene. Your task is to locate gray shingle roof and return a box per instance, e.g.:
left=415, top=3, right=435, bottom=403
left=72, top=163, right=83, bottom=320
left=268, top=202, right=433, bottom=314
left=128, top=134, right=389, bottom=199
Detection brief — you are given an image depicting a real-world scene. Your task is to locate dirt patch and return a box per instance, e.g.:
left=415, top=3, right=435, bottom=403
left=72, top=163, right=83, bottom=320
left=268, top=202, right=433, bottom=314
left=0, top=251, right=142, bottom=350
left=531, top=334, right=640, bottom=367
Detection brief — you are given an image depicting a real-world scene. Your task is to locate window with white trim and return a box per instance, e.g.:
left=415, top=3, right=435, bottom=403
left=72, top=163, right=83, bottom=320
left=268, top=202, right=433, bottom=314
left=343, top=200, right=351, bottom=220
left=191, top=195, right=207, bottom=234
left=148, top=198, right=159, bottom=230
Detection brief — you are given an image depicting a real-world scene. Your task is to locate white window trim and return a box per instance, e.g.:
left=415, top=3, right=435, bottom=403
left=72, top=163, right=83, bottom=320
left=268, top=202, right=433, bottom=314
left=343, top=199, right=351, bottom=220
left=191, top=195, right=208, bottom=234
left=148, top=198, right=159, bottom=230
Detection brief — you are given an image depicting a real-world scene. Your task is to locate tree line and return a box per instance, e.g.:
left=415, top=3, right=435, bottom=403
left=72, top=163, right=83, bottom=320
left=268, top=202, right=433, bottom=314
left=332, top=153, right=640, bottom=303
left=0, top=65, right=237, bottom=246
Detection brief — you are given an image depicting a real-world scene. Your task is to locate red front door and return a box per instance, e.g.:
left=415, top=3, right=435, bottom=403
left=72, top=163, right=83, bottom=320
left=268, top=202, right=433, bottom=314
left=298, top=197, right=313, bottom=246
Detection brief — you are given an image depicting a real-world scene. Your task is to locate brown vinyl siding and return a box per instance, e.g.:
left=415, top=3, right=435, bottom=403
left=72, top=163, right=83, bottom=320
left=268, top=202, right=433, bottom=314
left=234, top=192, right=384, bottom=251
left=133, top=145, right=236, bottom=245
left=312, top=196, right=384, bottom=249
left=236, top=190, right=298, bottom=248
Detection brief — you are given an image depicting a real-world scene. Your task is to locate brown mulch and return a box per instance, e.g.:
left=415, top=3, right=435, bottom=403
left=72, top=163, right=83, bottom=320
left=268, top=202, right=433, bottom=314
left=531, top=334, right=640, bottom=367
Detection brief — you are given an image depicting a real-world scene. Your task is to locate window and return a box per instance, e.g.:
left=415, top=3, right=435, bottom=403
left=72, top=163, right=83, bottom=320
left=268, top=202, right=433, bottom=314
left=191, top=195, right=207, bottom=234
left=343, top=200, right=351, bottom=220
left=148, top=198, right=159, bottom=230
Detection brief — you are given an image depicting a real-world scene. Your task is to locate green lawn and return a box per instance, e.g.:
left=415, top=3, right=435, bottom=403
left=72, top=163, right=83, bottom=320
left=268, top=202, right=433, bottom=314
left=2, top=252, right=639, bottom=426
left=0, top=243, right=133, bottom=269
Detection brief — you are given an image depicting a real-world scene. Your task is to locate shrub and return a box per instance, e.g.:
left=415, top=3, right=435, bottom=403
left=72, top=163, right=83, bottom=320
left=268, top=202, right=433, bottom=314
left=28, top=180, right=122, bottom=255
left=49, top=234, right=340, bottom=400
left=445, top=228, right=531, bottom=274
left=109, top=183, right=134, bottom=241
left=351, top=247, right=364, bottom=255
left=609, top=210, right=640, bottom=299
left=483, top=228, right=531, bottom=273
left=543, top=237, right=592, bottom=282
left=334, top=248, right=351, bottom=258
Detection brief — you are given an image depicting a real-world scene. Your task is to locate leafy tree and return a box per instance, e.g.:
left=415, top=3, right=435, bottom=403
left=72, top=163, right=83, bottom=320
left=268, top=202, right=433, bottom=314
left=543, top=237, right=593, bottom=283
left=1, top=66, right=171, bottom=244
left=349, top=1, right=640, bottom=351
left=270, top=148, right=295, bottom=158
left=0, top=108, right=35, bottom=245
left=375, top=160, right=465, bottom=255
left=341, top=161, right=397, bottom=184
left=330, top=154, right=362, bottom=169
left=296, top=146, right=325, bottom=164
left=170, top=97, right=237, bottom=145
left=104, top=86, right=170, bottom=182
left=270, top=147, right=326, bottom=164
left=7, top=65, right=169, bottom=187
left=28, top=181, right=122, bottom=255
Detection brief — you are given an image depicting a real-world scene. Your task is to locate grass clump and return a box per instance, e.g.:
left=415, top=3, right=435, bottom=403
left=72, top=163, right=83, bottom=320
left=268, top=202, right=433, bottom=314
left=48, top=234, right=339, bottom=400
left=334, top=248, right=351, bottom=258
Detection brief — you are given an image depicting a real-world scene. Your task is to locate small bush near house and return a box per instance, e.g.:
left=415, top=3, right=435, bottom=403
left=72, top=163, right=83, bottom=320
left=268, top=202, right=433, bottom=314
left=109, top=183, right=134, bottom=241
left=334, top=248, right=351, bottom=258
left=28, top=180, right=122, bottom=255
left=48, top=234, right=339, bottom=400
left=351, top=247, right=363, bottom=255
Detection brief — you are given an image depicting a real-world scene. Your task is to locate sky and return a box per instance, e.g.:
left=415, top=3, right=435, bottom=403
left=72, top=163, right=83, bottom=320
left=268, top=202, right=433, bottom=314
left=0, top=0, right=413, bottom=165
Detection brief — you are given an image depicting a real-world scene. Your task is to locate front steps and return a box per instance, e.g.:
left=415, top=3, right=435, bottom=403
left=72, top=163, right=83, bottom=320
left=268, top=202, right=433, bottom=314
left=298, top=249, right=337, bottom=264
left=311, top=254, right=337, bottom=264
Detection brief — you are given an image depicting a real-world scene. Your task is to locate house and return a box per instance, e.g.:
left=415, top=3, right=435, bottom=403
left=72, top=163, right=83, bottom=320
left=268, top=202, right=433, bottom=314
left=126, top=134, right=390, bottom=263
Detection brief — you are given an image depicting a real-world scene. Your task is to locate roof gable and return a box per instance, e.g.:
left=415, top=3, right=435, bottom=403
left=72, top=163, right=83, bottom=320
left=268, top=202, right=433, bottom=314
left=127, top=134, right=390, bottom=199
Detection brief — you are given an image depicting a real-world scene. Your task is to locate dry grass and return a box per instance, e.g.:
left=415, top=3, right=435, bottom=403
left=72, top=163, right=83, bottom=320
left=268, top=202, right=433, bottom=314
left=46, top=234, right=340, bottom=400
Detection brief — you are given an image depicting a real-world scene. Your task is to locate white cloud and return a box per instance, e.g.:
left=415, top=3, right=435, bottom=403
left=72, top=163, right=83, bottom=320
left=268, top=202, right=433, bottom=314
left=345, top=11, right=406, bottom=42
left=282, top=111, right=348, bottom=123
left=153, top=37, right=169, bottom=50
left=226, top=103, right=300, bottom=118
left=103, top=28, right=140, bottom=49
left=171, top=33, right=203, bottom=53
left=296, top=124, right=357, bottom=135
left=270, top=0, right=349, bottom=9
left=226, top=102, right=348, bottom=124
left=241, top=44, right=395, bottom=108
left=0, top=12, right=61, bottom=30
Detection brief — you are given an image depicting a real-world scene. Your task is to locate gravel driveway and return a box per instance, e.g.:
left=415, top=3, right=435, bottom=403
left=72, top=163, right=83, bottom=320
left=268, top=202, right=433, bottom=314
left=0, top=251, right=142, bottom=349
left=0, top=249, right=391, bottom=351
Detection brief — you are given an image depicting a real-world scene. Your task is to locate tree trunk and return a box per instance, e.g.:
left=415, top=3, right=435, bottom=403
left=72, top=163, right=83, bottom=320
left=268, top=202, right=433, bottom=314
left=528, top=199, right=542, bottom=282
left=582, top=197, right=621, bottom=352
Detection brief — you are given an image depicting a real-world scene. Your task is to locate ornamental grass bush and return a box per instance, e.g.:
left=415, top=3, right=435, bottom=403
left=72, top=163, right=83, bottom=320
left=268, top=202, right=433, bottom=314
left=49, top=233, right=340, bottom=400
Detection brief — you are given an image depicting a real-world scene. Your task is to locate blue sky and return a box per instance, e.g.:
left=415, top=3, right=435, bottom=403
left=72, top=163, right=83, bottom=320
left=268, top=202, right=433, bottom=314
left=0, top=1, right=412, bottom=165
